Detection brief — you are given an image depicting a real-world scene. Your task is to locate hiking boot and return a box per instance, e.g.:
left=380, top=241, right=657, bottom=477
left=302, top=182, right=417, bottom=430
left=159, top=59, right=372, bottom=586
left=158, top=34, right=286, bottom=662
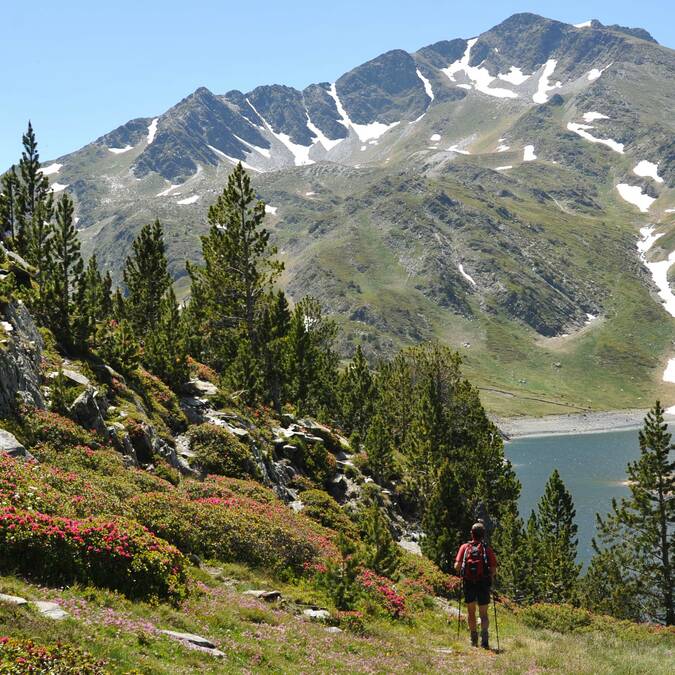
left=470, top=631, right=478, bottom=647
left=481, top=633, right=489, bottom=650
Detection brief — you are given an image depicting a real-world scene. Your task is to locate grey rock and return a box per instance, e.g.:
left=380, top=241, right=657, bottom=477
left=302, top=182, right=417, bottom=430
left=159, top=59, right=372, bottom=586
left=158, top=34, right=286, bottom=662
left=303, top=608, right=331, bottom=621
left=0, top=429, right=34, bottom=461
left=0, top=302, right=45, bottom=416
left=48, top=368, right=90, bottom=387
left=0, top=593, right=28, bottom=605
left=242, top=590, right=282, bottom=602
left=68, top=388, right=108, bottom=436
left=160, top=630, right=225, bottom=656
left=325, top=626, right=343, bottom=634
left=31, top=600, right=69, bottom=620
left=188, top=378, right=219, bottom=397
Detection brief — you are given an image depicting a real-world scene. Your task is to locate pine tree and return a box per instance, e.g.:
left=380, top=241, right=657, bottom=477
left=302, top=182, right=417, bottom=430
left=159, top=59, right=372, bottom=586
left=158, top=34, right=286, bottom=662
left=534, top=469, right=580, bottom=603
left=363, top=412, right=395, bottom=484
left=492, top=505, right=529, bottom=602
left=588, top=402, right=674, bottom=625
left=256, top=290, right=291, bottom=409
left=143, top=288, right=189, bottom=388
left=122, top=220, right=171, bottom=337
left=16, top=122, right=54, bottom=270
left=188, top=164, right=283, bottom=377
left=284, top=297, right=339, bottom=416
left=339, top=345, right=375, bottom=436
left=0, top=166, right=19, bottom=243
left=360, top=496, right=399, bottom=578
left=48, top=194, right=83, bottom=346
left=95, top=319, right=141, bottom=375
left=73, top=255, right=112, bottom=348
left=420, top=460, right=467, bottom=572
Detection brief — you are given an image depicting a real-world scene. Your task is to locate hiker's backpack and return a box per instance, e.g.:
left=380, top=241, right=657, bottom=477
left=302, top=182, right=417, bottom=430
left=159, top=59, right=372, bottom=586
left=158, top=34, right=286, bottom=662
left=461, top=541, right=490, bottom=582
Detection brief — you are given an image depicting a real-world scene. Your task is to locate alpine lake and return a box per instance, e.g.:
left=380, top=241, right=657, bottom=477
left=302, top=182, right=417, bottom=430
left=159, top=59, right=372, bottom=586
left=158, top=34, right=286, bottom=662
left=504, top=426, right=660, bottom=564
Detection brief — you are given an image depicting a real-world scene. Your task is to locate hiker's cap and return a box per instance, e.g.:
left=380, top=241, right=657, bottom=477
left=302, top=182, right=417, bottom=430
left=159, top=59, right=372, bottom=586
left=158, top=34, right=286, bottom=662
left=471, top=522, right=485, bottom=539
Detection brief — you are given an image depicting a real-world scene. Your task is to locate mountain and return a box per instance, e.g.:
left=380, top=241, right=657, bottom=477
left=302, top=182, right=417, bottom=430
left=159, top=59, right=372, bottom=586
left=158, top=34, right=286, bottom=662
left=31, top=12, right=675, bottom=416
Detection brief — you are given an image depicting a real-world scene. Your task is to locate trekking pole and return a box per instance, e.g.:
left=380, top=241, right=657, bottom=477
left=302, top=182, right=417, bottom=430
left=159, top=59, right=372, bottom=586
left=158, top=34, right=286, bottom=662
left=492, top=591, right=500, bottom=654
left=457, top=588, right=462, bottom=638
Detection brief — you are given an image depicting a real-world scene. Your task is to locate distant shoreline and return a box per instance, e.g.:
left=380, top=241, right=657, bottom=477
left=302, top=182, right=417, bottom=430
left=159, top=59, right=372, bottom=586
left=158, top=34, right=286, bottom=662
left=495, top=409, right=675, bottom=440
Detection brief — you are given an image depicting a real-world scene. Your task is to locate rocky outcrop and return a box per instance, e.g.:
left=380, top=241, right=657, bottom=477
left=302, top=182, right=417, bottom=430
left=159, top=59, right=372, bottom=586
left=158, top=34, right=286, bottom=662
left=0, top=428, right=34, bottom=461
left=0, top=301, right=45, bottom=416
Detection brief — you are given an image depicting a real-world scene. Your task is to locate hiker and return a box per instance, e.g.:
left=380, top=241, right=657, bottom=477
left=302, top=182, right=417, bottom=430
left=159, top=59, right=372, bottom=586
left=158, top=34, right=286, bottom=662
left=455, top=521, right=497, bottom=649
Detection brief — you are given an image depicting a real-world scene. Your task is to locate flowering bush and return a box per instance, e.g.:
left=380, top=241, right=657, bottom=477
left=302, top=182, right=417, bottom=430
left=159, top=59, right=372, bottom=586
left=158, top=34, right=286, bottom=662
left=131, top=491, right=337, bottom=574
left=0, top=637, right=106, bottom=673
left=188, top=423, right=260, bottom=479
left=0, top=507, right=188, bottom=602
left=184, top=475, right=277, bottom=503
left=358, top=569, right=406, bottom=618
left=135, top=368, right=188, bottom=432
left=18, top=407, right=97, bottom=448
left=335, top=610, right=366, bottom=635
left=397, top=550, right=460, bottom=599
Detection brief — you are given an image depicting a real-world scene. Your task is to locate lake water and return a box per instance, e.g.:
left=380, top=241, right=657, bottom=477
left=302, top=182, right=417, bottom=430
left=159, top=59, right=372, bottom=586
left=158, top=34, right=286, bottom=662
left=505, top=428, right=644, bottom=564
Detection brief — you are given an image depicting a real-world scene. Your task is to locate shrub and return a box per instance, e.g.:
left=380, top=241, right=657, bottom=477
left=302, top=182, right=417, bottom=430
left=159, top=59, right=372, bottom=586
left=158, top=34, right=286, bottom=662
left=19, top=407, right=97, bottom=448
left=135, top=368, right=188, bottom=432
left=357, top=569, right=406, bottom=618
left=336, top=610, right=366, bottom=635
left=131, top=491, right=337, bottom=574
left=188, top=424, right=259, bottom=479
left=184, top=475, right=277, bottom=503
left=299, top=489, right=358, bottom=538
left=397, top=551, right=460, bottom=599
left=518, top=604, right=593, bottom=634
left=153, top=462, right=181, bottom=487
left=0, top=637, right=106, bottom=673
left=0, top=506, right=188, bottom=602
left=289, top=436, right=335, bottom=487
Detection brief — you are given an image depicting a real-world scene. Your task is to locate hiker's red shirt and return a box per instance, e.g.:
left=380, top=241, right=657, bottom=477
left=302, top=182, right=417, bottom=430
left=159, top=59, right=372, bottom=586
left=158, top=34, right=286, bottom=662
left=455, top=541, right=497, bottom=570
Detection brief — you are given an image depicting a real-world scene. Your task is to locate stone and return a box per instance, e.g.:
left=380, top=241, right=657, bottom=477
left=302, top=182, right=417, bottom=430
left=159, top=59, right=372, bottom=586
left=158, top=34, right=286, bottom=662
left=160, top=630, right=225, bottom=656
left=0, top=593, right=28, bottom=605
left=289, top=500, right=304, bottom=512
left=0, top=429, right=34, bottom=461
left=325, top=626, right=343, bottom=634
left=69, top=388, right=108, bottom=435
left=243, top=590, right=282, bottom=602
left=48, top=368, right=90, bottom=387
left=188, top=378, right=219, bottom=397
left=303, top=608, right=330, bottom=621
left=31, top=601, right=69, bottom=620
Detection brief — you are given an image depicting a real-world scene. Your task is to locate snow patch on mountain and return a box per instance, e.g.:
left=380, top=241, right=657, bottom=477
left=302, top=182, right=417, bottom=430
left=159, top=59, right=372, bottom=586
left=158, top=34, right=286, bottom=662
left=232, top=134, right=271, bottom=159
left=306, top=116, right=343, bottom=151
left=108, top=145, right=134, bottom=154
left=430, top=134, right=441, bottom=142
left=633, top=160, right=663, bottom=184
left=616, top=184, right=655, bottom=212
left=265, top=205, right=278, bottom=215
left=532, top=59, right=558, bottom=103
left=574, top=20, right=593, bottom=28
left=207, top=144, right=261, bottom=173
left=458, top=263, right=477, bottom=286
left=147, top=118, right=159, bottom=144
left=638, top=226, right=675, bottom=318
left=587, top=64, right=611, bottom=82
left=327, top=83, right=400, bottom=142
left=495, top=165, right=512, bottom=171
left=416, top=68, right=434, bottom=101
left=246, top=99, right=314, bottom=166
left=40, top=163, right=62, bottom=176
left=523, top=145, right=537, bottom=161
left=157, top=184, right=180, bottom=197
left=176, top=195, right=200, bottom=205
left=50, top=182, right=68, bottom=193
left=496, top=139, right=510, bottom=152
left=442, top=38, right=519, bottom=99
left=567, top=122, right=624, bottom=154
left=498, top=66, right=530, bottom=85
left=448, top=145, right=470, bottom=155
left=582, top=112, right=609, bottom=122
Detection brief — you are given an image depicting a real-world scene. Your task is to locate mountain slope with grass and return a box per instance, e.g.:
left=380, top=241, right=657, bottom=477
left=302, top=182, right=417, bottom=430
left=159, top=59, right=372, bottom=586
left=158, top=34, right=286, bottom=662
left=19, top=13, right=675, bottom=417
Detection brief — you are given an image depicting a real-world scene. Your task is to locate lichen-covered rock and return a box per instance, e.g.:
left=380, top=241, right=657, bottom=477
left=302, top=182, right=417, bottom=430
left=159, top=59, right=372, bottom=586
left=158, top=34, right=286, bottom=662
left=0, top=428, right=34, bottom=461
left=0, top=301, right=44, bottom=416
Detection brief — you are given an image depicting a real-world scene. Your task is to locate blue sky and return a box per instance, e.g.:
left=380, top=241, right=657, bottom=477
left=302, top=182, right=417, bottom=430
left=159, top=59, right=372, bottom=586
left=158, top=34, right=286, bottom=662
left=1, top=0, right=672, bottom=168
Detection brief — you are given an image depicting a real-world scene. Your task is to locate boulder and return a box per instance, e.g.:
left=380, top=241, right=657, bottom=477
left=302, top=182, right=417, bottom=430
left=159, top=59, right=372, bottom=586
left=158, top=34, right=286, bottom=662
left=242, top=590, right=282, bottom=602
left=68, top=388, right=108, bottom=436
left=0, top=428, right=34, bottom=461
left=0, top=593, right=28, bottom=606
left=188, top=378, right=219, bottom=397
left=160, top=630, right=225, bottom=657
left=30, top=600, right=69, bottom=620
left=0, top=301, right=45, bottom=416
left=48, top=368, right=90, bottom=387
left=303, top=608, right=330, bottom=621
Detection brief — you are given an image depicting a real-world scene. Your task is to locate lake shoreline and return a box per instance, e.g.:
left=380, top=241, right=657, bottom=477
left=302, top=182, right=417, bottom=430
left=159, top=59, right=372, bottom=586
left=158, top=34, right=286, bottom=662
left=494, top=408, right=675, bottom=440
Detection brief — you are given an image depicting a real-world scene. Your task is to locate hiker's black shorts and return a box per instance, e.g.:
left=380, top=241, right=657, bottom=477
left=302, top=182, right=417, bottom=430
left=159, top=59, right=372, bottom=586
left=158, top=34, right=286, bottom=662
left=463, top=580, right=491, bottom=606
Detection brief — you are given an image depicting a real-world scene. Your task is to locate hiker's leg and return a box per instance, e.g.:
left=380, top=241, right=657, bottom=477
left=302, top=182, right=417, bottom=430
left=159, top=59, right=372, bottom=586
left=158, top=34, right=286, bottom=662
left=466, top=602, right=477, bottom=632
left=479, top=603, right=490, bottom=648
